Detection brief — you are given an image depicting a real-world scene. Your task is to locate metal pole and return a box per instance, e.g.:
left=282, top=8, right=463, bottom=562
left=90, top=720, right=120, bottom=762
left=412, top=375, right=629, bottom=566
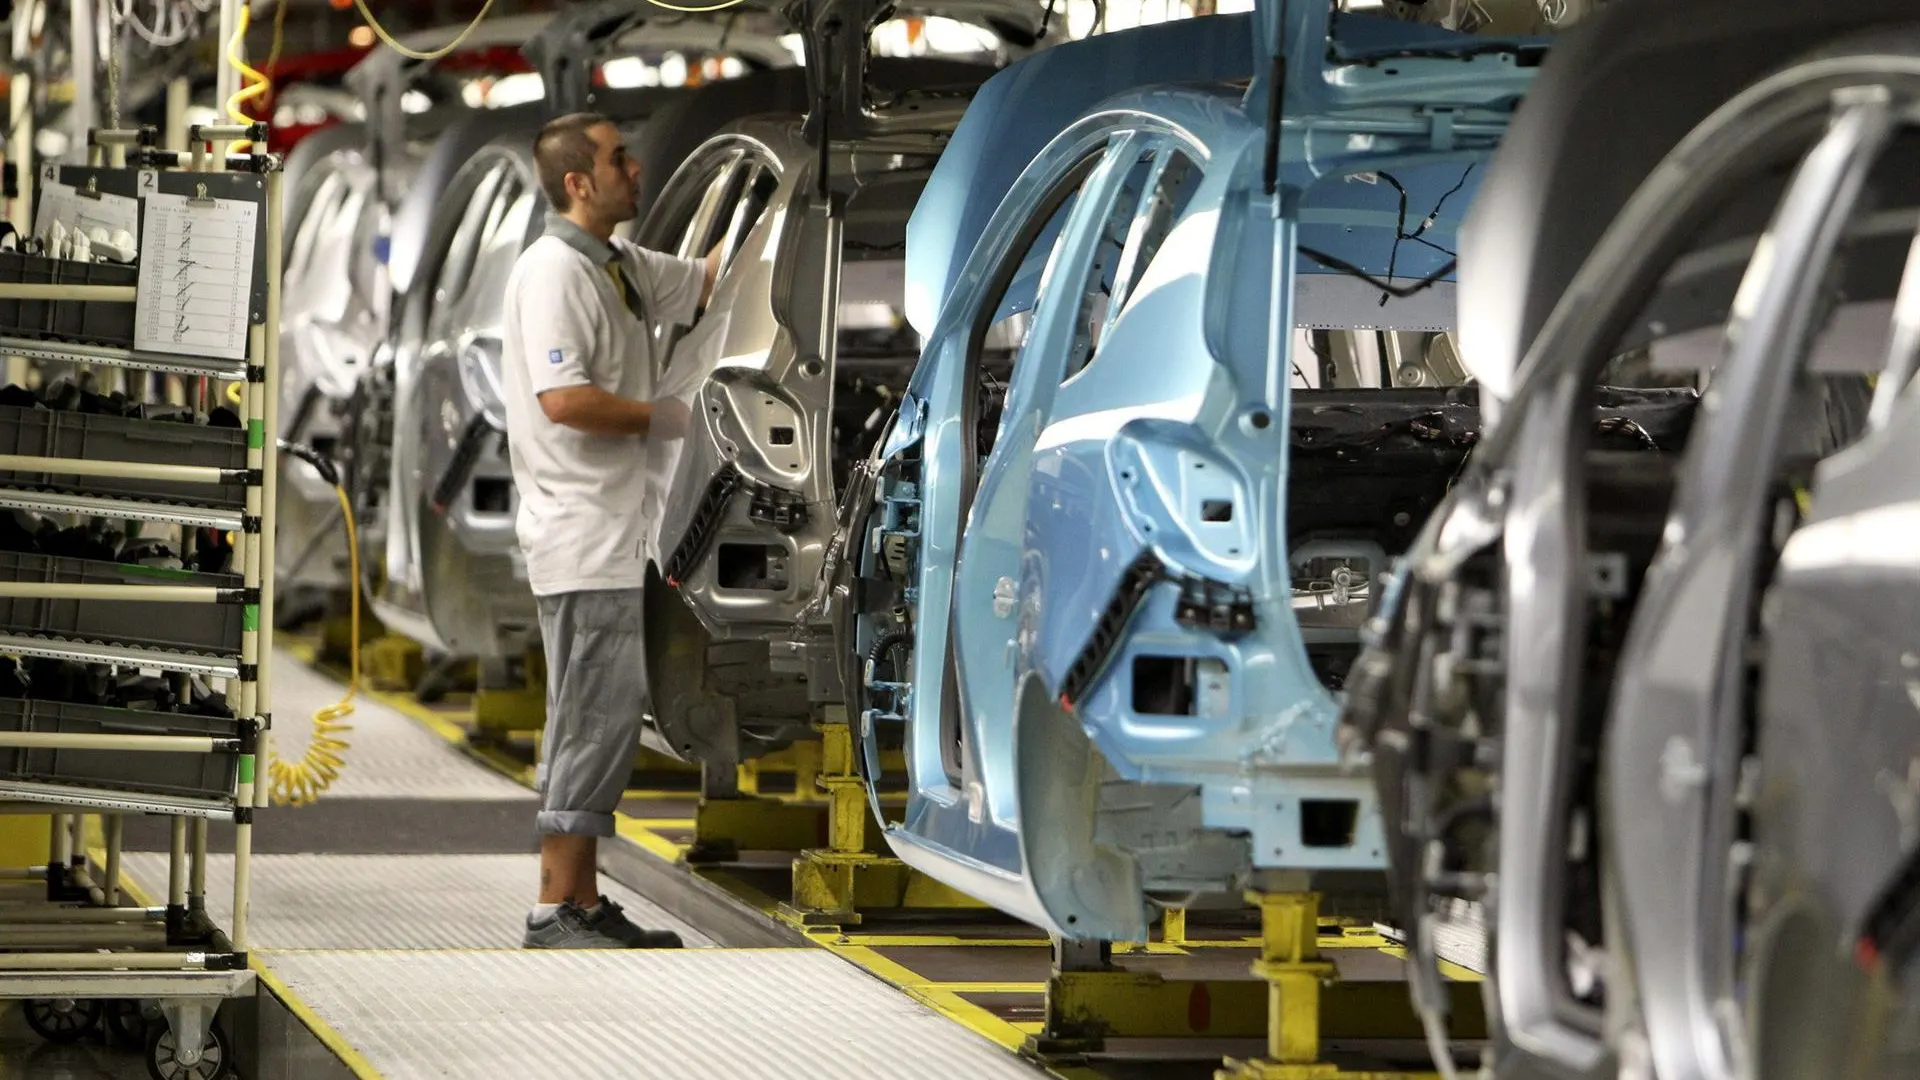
left=165, top=77, right=191, bottom=156
left=257, top=168, right=283, bottom=814
left=0, top=284, right=137, bottom=303
left=8, top=2, right=34, bottom=229
left=168, top=817, right=187, bottom=908
left=103, top=814, right=122, bottom=905
left=0, top=952, right=213, bottom=971
left=48, top=814, right=69, bottom=869
left=66, top=812, right=83, bottom=877
left=188, top=817, right=208, bottom=915
left=216, top=0, right=241, bottom=112
left=69, top=0, right=95, bottom=165
left=0, top=732, right=240, bottom=752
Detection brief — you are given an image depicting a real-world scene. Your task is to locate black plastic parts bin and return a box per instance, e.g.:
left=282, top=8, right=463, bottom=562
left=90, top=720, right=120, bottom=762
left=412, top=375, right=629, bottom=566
left=0, top=700, right=239, bottom=799
left=0, top=252, right=139, bottom=348
left=0, top=404, right=248, bottom=507
left=0, top=552, right=243, bottom=656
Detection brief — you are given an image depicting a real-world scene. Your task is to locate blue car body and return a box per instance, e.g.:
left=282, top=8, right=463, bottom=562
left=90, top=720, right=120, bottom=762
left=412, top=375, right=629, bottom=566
left=844, top=5, right=1540, bottom=939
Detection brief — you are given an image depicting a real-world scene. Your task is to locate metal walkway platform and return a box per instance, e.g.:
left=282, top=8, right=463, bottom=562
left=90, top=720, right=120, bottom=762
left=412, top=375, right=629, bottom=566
left=94, top=648, right=1051, bottom=1080
left=262, top=949, right=1055, bottom=1080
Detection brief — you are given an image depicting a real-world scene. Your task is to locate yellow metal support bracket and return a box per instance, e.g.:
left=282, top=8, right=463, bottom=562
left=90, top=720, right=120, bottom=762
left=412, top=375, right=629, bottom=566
left=360, top=634, right=424, bottom=693
left=1210, top=890, right=1485, bottom=1080
left=786, top=714, right=986, bottom=925
left=472, top=646, right=549, bottom=741
left=472, top=685, right=546, bottom=739
left=688, top=796, right=835, bottom=861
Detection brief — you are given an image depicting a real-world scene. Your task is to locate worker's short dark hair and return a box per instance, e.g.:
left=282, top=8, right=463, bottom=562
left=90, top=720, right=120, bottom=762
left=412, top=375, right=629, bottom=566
left=534, top=112, right=614, bottom=212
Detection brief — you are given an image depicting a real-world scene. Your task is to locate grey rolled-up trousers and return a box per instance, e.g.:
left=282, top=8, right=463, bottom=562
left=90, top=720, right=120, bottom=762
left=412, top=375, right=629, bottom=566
left=533, top=588, right=648, bottom=838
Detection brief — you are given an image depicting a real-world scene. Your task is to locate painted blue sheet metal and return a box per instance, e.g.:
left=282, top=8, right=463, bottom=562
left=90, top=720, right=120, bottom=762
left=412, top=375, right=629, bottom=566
left=904, top=15, right=1257, bottom=335
left=868, top=3, right=1538, bottom=940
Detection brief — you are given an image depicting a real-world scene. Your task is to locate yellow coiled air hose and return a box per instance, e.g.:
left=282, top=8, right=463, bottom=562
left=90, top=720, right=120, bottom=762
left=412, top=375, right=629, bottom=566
left=269, top=441, right=360, bottom=806
left=224, top=0, right=287, bottom=155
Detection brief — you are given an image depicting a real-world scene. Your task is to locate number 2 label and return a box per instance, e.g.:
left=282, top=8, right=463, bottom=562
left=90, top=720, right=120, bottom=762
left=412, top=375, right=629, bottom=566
left=138, top=170, right=158, bottom=197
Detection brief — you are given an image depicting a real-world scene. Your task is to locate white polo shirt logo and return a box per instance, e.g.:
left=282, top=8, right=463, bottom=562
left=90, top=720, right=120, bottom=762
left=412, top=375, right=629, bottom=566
left=548, top=348, right=564, bottom=365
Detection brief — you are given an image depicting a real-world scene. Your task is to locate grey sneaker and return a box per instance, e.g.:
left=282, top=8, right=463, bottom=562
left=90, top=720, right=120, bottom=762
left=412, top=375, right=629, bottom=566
left=589, top=896, right=684, bottom=948
left=522, top=902, right=631, bottom=949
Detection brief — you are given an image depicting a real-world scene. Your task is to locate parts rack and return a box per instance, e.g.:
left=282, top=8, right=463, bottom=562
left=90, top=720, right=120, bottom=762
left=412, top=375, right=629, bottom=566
left=0, top=122, right=281, bottom=1079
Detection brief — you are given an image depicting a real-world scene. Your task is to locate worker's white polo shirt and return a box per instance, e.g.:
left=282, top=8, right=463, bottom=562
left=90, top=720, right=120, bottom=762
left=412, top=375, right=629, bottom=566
left=500, top=213, right=704, bottom=597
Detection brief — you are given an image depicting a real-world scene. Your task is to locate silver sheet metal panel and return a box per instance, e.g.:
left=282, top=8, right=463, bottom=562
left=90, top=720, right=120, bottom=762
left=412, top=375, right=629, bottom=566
left=265, top=652, right=528, bottom=802
left=261, top=949, right=1050, bottom=1080
left=118, top=853, right=714, bottom=950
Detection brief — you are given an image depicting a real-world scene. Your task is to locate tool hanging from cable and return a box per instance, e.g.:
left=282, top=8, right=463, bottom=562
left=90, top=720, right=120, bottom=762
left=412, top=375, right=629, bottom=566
left=269, top=440, right=360, bottom=806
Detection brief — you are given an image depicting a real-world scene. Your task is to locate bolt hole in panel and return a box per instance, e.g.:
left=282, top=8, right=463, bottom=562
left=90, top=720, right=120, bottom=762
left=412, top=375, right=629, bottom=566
left=715, top=543, right=788, bottom=591
left=471, top=477, right=512, bottom=514
left=1130, top=655, right=1230, bottom=717
left=1301, top=798, right=1361, bottom=848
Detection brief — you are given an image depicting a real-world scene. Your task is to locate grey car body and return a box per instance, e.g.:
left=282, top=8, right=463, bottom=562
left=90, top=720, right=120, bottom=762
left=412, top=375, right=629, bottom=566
left=1337, top=1, right=1920, bottom=1078
left=631, top=62, right=994, bottom=769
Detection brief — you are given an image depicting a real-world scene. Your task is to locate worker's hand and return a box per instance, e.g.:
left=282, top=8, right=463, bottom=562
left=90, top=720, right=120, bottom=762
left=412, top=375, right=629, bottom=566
left=649, top=398, right=693, bottom=441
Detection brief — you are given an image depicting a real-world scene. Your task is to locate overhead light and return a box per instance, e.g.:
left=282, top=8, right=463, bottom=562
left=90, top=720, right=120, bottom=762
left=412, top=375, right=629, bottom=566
left=348, top=25, right=373, bottom=48
left=601, top=57, right=647, bottom=89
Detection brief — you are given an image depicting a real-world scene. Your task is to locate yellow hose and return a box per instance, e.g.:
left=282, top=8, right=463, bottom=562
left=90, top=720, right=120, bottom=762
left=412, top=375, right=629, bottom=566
left=224, top=0, right=287, bottom=155
left=267, top=481, right=359, bottom=806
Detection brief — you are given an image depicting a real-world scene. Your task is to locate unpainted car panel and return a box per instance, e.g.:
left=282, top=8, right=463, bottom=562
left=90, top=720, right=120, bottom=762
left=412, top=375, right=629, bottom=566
left=1749, top=384, right=1920, bottom=1080
left=1340, top=16, right=1920, bottom=1080
left=367, top=80, right=800, bottom=658
left=1455, top=0, right=1920, bottom=402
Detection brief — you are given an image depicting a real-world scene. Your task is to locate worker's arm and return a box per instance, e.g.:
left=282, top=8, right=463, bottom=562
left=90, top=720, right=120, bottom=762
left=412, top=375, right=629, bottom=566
left=700, top=243, right=722, bottom=308
left=539, top=385, right=690, bottom=440
left=634, top=243, right=719, bottom=326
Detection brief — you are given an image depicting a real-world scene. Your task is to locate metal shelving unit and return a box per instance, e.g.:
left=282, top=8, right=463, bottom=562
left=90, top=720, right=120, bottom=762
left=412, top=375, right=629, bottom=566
left=0, top=123, right=282, bottom=1078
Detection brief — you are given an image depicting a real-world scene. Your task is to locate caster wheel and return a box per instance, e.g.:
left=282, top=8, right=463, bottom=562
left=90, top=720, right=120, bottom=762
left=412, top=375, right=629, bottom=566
left=145, top=1019, right=231, bottom=1080
left=105, top=998, right=162, bottom=1051
left=22, top=997, right=103, bottom=1042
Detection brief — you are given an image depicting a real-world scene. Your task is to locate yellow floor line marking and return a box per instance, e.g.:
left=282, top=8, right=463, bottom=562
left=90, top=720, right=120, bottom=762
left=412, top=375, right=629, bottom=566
left=919, top=981, right=1047, bottom=994
left=96, top=862, right=387, bottom=1080
left=251, top=957, right=388, bottom=1080
left=623, top=818, right=696, bottom=830
left=828, top=945, right=1032, bottom=1045
left=302, top=654, right=1304, bottom=1079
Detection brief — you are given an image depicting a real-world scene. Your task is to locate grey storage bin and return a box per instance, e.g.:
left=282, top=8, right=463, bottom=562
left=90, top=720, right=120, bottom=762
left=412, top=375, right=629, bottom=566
left=0, top=252, right=139, bottom=347
left=0, top=700, right=239, bottom=799
left=0, top=405, right=247, bottom=507
left=0, top=552, right=243, bottom=656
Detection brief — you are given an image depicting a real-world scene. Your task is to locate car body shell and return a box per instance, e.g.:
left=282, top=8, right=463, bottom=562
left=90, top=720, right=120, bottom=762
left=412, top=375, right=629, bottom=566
left=845, top=10, right=1537, bottom=940
left=1337, top=3, right=1920, bottom=1078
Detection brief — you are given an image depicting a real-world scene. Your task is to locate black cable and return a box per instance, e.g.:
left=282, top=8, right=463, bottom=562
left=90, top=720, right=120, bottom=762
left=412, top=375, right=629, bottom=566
left=1300, top=246, right=1456, bottom=299
left=1359, top=163, right=1475, bottom=304
left=1038, top=0, right=1058, bottom=39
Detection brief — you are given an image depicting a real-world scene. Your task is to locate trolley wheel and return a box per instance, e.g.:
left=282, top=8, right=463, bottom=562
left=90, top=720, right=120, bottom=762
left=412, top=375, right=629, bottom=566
left=144, top=1019, right=231, bottom=1080
left=104, top=998, right=162, bottom=1051
left=21, top=997, right=103, bottom=1042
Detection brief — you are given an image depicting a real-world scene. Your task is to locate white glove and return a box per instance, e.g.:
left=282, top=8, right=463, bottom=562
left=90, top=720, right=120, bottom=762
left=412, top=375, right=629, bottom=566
left=649, top=397, right=693, bottom=441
